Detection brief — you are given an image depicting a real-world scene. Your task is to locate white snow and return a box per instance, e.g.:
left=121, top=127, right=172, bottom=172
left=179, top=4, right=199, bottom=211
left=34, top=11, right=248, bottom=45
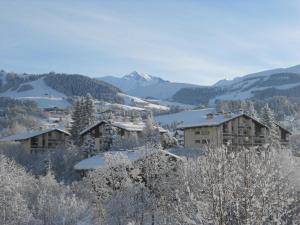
left=80, top=120, right=167, bottom=136
left=74, top=149, right=182, bottom=170
left=155, top=108, right=216, bottom=126
left=146, top=99, right=194, bottom=109
left=99, top=72, right=199, bottom=100
left=118, top=93, right=169, bottom=111
left=74, top=151, right=144, bottom=170
left=0, top=78, right=71, bottom=108
left=0, top=128, right=70, bottom=141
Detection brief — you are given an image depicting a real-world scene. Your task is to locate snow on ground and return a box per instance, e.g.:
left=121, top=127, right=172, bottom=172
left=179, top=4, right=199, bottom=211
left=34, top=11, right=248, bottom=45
left=95, top=101, right=146, bottom=112
left=118, top=93, right=169, bottom=111
left=0, top=78, right=70, bottom=108
left=146, top=99, right=194, bottom=109
left=210, top=81, right=300, bottom=104
left=155, top=108, right=216, bottom=126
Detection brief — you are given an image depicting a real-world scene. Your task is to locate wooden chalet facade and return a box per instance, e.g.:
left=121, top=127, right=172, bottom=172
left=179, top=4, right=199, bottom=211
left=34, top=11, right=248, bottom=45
left=80, top=120, right=167, bottom=151
left=0, top=128, right=70, bottom=152
left=181, top=113, right=291, bottom=149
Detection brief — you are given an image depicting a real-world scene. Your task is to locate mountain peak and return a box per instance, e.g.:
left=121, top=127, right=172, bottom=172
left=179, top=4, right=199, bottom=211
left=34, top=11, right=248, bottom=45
left=123, top=71, right=152, bottom=81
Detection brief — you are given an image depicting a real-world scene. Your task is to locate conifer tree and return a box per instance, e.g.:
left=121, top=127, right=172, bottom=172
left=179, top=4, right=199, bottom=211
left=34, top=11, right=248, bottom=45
left=85, top=93, right=96, bottom=126
left=70, top=98, right=82, bottom=144
left=260, top=104, right=278, bottom=139
left=248, top=101, right=258, bottom=118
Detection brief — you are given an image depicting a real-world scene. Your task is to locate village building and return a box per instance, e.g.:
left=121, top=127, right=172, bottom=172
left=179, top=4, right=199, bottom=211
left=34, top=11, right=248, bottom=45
left=80, top=120, right=167, bottom=151
left=274, top=123, right=291, bottom=145
left=0, top=128, right=70, bottom=152
left=180, top=113, right=291, bottom=149
left=74, top=149, right=182, bottom=177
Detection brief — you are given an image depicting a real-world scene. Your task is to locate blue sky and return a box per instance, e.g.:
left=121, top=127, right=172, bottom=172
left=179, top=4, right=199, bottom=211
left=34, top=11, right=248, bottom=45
left=1, top=0, right=300, bottom=85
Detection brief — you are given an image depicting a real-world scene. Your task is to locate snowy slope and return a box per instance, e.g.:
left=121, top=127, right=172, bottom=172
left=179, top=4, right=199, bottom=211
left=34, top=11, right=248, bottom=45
left=0, top=76, right=70, bottom=108
left=0, top=70, right=175, bottom=111
left=214, top=64, right=300, bottom=87
left=173, top=64, right=300, bottom=105
left=98, top=71, right=200, bottom=100
left=117, top=93, right=169, bottom=111
left=0, top=71, right=123, bottom=109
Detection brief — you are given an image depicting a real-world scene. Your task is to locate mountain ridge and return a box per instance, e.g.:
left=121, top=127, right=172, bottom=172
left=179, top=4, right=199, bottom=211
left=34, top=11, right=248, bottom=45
left=173, top=64, right=300, bottom=105
left=98, top=71, right=200, bottom=99
left=0, top=70, right=123, bottom=108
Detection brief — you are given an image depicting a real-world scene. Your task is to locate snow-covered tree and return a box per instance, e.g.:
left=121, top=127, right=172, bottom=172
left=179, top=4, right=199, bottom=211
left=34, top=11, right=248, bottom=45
left=161, top=131, right=178, bottom=149
left=82, top=93, right=96, bottom=128
left=260, top=104, right=278, bottom=139
left=70, top=97, right=83, bottom=144
left=35, top=171, right=91, bottom=225
left=248, top=101, right=258, bottom=118
left=0, top=155, right=38, bottom=225
left=142, top=117, right=162, bottom=148
left=80, top=133, right=97, bottom=156
left=180, top=145, right=299, bottom=224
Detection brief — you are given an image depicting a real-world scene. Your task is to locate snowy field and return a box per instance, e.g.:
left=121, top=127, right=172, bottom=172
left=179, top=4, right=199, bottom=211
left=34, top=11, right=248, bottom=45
left=155, top=108, right=215, bottom=126
left=0, top=78, right=70, bottom=108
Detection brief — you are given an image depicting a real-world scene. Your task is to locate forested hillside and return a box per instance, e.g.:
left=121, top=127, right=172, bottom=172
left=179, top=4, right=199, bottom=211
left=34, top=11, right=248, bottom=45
left=172, top=72, right=300, bottom=105
left=0, top=71, right=124, bottom=107
left=44, top=73, right=123, bottom=103
left=0, top=97, right=44, bottom=136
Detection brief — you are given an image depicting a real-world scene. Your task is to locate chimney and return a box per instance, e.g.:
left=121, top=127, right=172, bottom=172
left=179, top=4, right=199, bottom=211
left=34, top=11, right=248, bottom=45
left=224, top=112, right=232, bottom=118
left=206, top=113, right=214, bottom=119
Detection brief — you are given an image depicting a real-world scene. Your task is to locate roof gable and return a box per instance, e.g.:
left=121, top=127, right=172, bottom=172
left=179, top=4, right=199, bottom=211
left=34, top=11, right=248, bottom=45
left=180, top=113, right=268, bottom=129
left=80, top=120, right=167, bottom=136
left=0, top=128, right=70, bottom=142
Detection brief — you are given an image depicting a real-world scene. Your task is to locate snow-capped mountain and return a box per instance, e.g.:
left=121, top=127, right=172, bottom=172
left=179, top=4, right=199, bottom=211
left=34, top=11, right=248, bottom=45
left=98, top=71, right=199, bottom=100
left=0, top=70, right=176, bottom=112
left=172, top=64, right=300, bottom=105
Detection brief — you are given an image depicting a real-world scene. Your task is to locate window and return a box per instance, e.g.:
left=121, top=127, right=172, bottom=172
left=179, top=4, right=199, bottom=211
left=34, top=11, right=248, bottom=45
left=48, top=132, right=52, bottom=137
left=202, top=139, right=210, bottom=144
left=201, top=130, right=210, bottom=135
left=31, top=137, right=39, bottom=147
left=195, top=140, right=201, bottom=143
left=195, top=131, right=200, bottom=135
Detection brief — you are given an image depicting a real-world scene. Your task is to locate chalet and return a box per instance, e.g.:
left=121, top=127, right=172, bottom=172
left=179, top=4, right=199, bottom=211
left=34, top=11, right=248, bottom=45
left=180, top=112, right=288, bottom=149
left=80, top=120, right=167, bottom=151
left=0, top=128, right=70, bottom=152
left=74, top=149, right=182, bottom=177
left=274, top=123, right=291, bottom=145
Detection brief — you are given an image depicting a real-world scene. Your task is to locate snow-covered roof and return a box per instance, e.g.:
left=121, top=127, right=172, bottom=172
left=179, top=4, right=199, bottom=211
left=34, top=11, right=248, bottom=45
left=0, top=128, right=70, bottom=141
left=80, top=120, right=167, bottom=136
left=179, top=113, right=267, bottom=129
left=155, top=108, right=216, bottom=126
left=80, top=121, right=106, bottom=136
left=74, top=149, right=182, bottom=170
left=274, top=122, right=292, bottom=134
left=112, top=121, right=167, bottom=133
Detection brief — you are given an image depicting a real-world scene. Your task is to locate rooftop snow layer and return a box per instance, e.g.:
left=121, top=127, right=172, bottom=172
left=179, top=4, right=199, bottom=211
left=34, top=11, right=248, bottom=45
left=74, top=149, right=182, bottom=170
left=80, top=120, right=167, bottom=136
left=155, top=108, right=216, bottom=126
left=0, top=128, right=70, bottom=141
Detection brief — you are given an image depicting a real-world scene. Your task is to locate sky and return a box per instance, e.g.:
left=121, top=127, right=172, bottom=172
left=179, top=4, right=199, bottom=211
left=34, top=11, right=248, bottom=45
left=1, top=0, right=300, bottom=85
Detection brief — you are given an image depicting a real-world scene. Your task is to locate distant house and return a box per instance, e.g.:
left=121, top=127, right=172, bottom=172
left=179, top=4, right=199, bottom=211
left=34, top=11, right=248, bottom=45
left=74, top=149, right=182, bottom=177
left=180, top=112, right=289, bottom=149
left=173, top=129, right=184, bottom=146
left=0, top=128, right=70, bottom=152
left=274, top=123, right=292, bottom=146
left=80, top=120, right=167, bottom=151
